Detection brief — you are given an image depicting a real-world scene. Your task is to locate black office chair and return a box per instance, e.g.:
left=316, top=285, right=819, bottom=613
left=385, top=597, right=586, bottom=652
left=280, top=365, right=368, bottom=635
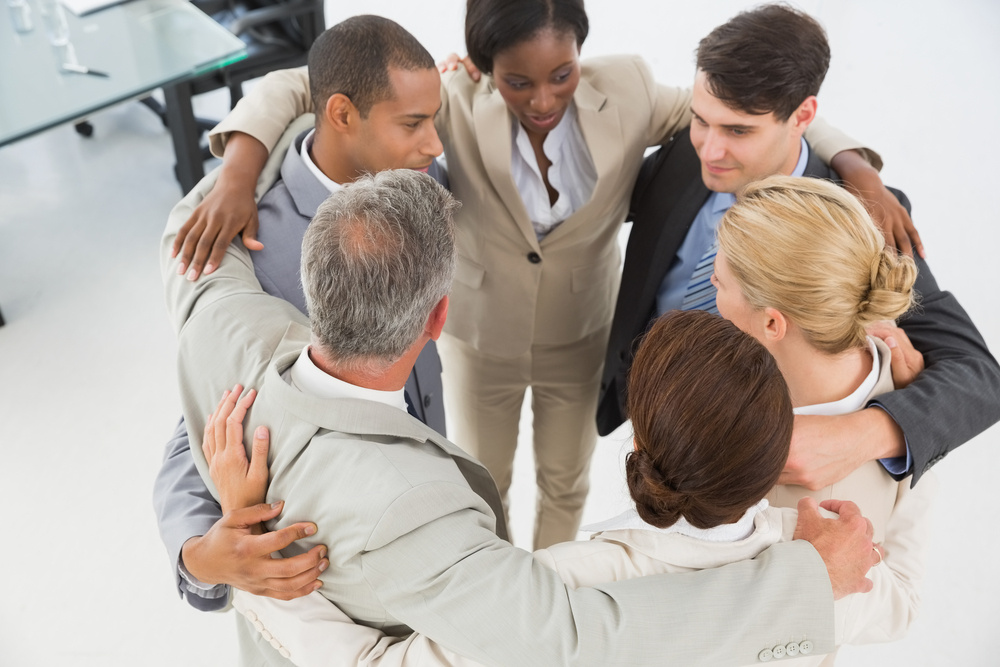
left=141, top=0, right=325, bottom=192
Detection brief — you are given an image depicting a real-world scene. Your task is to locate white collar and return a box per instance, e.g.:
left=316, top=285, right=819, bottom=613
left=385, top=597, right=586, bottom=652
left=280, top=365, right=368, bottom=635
left=286, top=346, right=407, bottom=412
left=300, top=129, right=344, bottom=195
left=582, top=499, right=770, bottom=543
left=793, top=336, right=881, bottom=416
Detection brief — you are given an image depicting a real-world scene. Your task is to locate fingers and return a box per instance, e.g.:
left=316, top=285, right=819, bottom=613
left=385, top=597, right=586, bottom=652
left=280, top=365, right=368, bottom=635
left=173, top=215, right=196, bottom=259
left=249, top=424, right=270, bottom=484
left=893, top=219, right=913, bottom=257
left=188, top=225, right=220, bottom=281
left=819, top=498, right=861, bottom=519
left=226, top=388, right=257, bottom=452
left=225, top=500, right=285, bottom=529
left=257, top=521, right=319, bottom=553
left=437, top=52, right=461, bottom=72
left=212, top=385, right=243, bottom=458
left=908, top=223, right=926, bottom=259
left=242, top=213, right=264, bottom=251
left=176, top=218, right=206, bottom=276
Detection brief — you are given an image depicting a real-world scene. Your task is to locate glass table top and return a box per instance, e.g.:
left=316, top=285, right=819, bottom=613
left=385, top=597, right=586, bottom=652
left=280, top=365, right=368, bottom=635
left=0, top=0, right=246, bottom=146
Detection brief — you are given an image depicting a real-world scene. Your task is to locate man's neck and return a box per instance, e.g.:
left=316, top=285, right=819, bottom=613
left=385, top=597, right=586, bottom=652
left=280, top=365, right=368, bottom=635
left=308, top=339, right=426, bottom=392
left=310, top=128, right=358, bottom=186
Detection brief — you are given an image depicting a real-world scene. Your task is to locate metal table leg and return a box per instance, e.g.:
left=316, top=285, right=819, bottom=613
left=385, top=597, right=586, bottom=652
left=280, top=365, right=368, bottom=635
left=163, top=81, right=204, bottom=194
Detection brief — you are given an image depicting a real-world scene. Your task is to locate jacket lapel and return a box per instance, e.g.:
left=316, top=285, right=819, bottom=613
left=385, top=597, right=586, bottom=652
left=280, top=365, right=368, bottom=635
left=547, top=76, right=623, bottom=240
left=472, top=84, right=537, bottom=250
left=283, top=127, right=337, bottom=220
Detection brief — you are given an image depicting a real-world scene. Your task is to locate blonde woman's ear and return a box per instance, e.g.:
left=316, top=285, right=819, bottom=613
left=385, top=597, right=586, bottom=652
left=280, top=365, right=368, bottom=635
left=760, top=306, right=788, bottom=344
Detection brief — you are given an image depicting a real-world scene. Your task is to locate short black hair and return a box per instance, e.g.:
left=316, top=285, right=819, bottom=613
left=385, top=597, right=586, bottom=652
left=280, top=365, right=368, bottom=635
left=465, top=0, right=588, bottom=75
left=696, top=4, right=830, bottom=121
left=308, top=15, right=435, bottom=119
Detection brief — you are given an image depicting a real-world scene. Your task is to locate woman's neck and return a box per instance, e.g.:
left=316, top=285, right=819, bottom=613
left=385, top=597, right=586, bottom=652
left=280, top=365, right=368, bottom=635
left=770, top=334, right=873, bottom=409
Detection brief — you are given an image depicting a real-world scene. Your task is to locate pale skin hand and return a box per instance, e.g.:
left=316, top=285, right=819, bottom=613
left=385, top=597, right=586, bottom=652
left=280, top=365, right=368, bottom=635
left=181, top=386, right=330, bottom=600
left=172, top=132, right=268, bottom=280
left=781, top=409, right=907, bottom=489
left=866, top=320, right=925, bottom=388
left=437, top=52, right=482, bottom=81
left=830, top=149, right=925, bottom=258
left=203, top=385, right=268, bottom=513
left=793, top=497, right=881, bottom=600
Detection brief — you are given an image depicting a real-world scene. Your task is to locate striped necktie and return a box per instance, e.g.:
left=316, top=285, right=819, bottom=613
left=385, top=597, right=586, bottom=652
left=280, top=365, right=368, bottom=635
left=681, top=241, right=719, bottom=314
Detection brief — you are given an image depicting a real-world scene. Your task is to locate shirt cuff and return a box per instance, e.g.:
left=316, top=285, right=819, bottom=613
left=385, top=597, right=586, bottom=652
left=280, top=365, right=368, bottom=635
left=179, top=556, right=230, bottom=600
left=867, top=401, right=912, bottom=475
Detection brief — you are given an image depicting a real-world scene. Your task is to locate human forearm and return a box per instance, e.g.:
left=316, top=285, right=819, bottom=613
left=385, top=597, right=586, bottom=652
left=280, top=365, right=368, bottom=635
left=209, top=67, right=313, bottom=157
left=805, top=117, right=882, bottom=171
left=364, top=507, right=835, bottom=666
left=152, top=417, right=229, bottom=608
left=875, top=257, right=1000, bottom=482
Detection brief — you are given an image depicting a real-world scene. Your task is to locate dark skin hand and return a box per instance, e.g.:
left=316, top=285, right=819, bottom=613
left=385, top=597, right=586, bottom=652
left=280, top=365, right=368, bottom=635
left=172, top=132, right=268, bottom=280
left=830, top=149, right=925, bottom=258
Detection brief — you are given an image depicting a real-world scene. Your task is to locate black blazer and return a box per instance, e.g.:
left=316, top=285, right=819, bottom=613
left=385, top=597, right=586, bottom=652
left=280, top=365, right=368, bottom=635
left=597, top=129, right=1000, bottom=485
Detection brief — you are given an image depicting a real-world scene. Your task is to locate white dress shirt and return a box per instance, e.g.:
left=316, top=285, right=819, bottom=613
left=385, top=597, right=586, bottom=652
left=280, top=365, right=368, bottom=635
left=510, top=103, right=597, bottom=240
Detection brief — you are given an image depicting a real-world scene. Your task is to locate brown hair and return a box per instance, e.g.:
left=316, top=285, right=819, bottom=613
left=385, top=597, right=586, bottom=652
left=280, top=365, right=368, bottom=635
left=696, top=4, right=830, bottom=120
left=625, top=310, right=793, bottom=529
left=717, top=176, right=917, bottom=355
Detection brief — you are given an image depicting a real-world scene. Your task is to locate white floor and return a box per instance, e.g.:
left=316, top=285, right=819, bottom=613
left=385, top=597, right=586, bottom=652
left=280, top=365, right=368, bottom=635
left=0, top=1, right=997, bottom=665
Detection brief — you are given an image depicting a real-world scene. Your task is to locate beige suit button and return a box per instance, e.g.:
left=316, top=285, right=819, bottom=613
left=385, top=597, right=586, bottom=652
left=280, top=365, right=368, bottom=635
left=244, top=610, right=258, bottom=622
left=799, top=640, right=814, bottom=655
left=758, top=648, right=773, bottom=662
left=785, top=642, right=800, bottom=657
left=772, top=644, right=786, bottom=659
left=253, top=620, right=264, bottom=632
left=279, top=648, right=291, bottom=659
left=260, top=629, right=273, bottom=641
left=269, top=637, right=283, bottom=650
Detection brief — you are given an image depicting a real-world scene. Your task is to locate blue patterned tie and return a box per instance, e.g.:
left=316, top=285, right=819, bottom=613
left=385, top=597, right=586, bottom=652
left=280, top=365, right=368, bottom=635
left=681, top=241, right=719, bottom=315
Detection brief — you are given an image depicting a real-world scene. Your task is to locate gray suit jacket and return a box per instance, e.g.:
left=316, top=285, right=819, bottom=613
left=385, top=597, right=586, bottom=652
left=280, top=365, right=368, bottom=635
left=598, top=130, right=1000, bottom=485
left=153, top=118, right=448, bottom=610
left=158, top=134, right=839, bottom=666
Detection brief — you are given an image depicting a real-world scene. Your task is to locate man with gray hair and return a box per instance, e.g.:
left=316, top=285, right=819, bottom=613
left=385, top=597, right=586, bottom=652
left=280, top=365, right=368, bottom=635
left=164, top=167, right=881, bottom=666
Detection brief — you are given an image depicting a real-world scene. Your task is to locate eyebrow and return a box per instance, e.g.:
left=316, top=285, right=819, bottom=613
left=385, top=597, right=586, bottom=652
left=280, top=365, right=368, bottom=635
left=503, top=60, right=576, bottom=78
left=690, top=107, right=755, bottom=132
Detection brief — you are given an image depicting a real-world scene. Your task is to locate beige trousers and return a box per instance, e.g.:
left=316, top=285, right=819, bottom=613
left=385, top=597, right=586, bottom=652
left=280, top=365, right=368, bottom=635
left=438, top=326, right=608, bottom=549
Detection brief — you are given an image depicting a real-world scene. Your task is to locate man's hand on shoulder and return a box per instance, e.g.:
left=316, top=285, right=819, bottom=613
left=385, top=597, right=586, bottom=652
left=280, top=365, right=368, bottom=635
left=781, top=409, right=906, bottom=489
left=181, top=502, right=329, bottom=601
left=793, top=497, right=880, bottom=600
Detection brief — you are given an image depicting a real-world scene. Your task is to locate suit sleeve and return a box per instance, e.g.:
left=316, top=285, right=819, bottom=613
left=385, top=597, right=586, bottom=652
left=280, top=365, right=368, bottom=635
left=209, top=67, right=313, bottom=158
left=872, top=254, right=1000, bottom=483
left=152, top=416, right=229, bottom=611
left=804, top=117, right=883, bottom=171
left=357, top=490, right=836, bottom=667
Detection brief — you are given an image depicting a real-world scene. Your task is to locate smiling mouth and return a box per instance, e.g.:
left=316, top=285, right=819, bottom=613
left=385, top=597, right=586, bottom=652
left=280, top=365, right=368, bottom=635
left=528, top=112, right=560, bottom=129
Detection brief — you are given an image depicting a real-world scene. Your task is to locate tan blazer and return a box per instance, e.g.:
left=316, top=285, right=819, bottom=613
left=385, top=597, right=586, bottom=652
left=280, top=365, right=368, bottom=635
left=229, top=485, right=934, bottom=667
left=160, top=138, right=839, bottom=666
left=210, top=58, right=868, bottom=358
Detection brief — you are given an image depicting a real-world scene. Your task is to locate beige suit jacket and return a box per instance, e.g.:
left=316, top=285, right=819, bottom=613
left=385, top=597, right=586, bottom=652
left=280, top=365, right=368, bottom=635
left=230, top=488, right=932, bottom=667
left=161, top=140, right=838, bottom=666
left=210, top=58, right=872, bottom=358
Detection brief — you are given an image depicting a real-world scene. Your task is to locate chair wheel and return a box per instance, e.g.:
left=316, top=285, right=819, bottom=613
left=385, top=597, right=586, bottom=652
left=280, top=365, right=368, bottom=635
left=74, top=121, right=94, bottom=137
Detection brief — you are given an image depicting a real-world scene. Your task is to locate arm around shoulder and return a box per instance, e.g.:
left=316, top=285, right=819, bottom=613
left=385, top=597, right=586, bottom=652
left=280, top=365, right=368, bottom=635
left=209, top=67, right=313, bottom=157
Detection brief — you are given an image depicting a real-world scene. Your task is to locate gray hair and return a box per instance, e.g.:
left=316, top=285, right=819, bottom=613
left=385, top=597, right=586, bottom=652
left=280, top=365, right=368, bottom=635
left=301, top=170, right=458, bottom=372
